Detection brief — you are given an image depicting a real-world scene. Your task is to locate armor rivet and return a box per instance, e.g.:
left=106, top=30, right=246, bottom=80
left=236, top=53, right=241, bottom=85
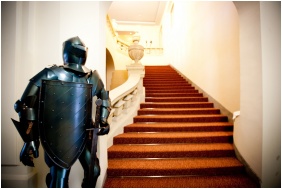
left=41, top=101, right=44, bottom=103
left=52, top=109, right=54, bottom=111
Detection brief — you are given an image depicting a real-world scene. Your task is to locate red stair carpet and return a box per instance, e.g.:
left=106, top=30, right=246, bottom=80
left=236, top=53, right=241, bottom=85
left=103, top=65, right=259, bottom=188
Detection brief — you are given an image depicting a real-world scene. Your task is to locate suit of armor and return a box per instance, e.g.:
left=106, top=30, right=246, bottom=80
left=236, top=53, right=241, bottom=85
left=12, top=36, right=111, bottom=187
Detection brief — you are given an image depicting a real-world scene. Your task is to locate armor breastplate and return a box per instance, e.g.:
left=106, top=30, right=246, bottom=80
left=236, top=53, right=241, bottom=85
left=39, top=79, right=93, bottom=169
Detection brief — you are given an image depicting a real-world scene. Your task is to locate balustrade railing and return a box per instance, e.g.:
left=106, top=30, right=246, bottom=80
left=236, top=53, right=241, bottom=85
left=107, top=64, right=145, bottom=147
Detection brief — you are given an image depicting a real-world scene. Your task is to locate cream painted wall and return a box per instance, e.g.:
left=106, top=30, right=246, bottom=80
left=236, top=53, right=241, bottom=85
left=234, top=2, right=281, bottom=187
left=168, top=1, right=240, bottom=113
left=260, top=2, right=281, bottom=187
left=233, top=1, right=263, bottom=181
left=2, top=1, right=111, bottom=188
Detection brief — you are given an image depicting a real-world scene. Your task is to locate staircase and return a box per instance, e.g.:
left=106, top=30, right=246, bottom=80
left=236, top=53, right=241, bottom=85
left=103, top=65, right=259, bottom=188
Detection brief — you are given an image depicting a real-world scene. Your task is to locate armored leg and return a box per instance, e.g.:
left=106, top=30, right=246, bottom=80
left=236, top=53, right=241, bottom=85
left=79, top=146, right=100, bottom=188
left=45, top=153, right=70, bottom=188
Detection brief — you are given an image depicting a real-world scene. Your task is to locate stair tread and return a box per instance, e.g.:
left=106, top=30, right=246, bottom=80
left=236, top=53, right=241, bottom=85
left=134, top=114, right=228, bottom=122
left=108, top=143, right=234, bottom=153
left=124, top=122, right=233, bottom=132
left=145, top=97, right=208, bottom=102
left=141, top=102, right=212, bottom=104
left=138, top=108, right=220, bottom=114
left=108, top=143, right=235, bottom=158
left=114, top=131, right=233, bottom=144
left=107, top=157, right=244, bottom=177
left=126, top=122, right=233, bottom=127
left=135, top=114, right=227, bottom=118
left=115, top=131, right=233, bottom=138
left=103, top=175, right=259, bottom=188
left=146, top=92, right=203, bottom=96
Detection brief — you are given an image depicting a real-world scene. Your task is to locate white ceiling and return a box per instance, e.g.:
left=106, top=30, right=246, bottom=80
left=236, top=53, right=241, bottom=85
left=108, top=1, right=168, bottom=26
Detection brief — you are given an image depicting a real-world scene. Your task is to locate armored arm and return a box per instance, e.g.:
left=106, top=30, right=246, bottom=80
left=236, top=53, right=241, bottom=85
left=12, top=81, right=40, bottom=166
left=12, top=67, right=58, bottom=166
left=88, top=70, right=111, bottom=135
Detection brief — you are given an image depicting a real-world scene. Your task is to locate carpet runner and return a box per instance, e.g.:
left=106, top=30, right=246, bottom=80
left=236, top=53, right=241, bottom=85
left=103, top=65, right=259, bottom=188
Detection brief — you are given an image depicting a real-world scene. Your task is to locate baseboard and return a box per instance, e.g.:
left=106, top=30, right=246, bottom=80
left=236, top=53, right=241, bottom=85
left=233, top=145, right=261, bottom=187
left=1, top=169, right=38, bottom=188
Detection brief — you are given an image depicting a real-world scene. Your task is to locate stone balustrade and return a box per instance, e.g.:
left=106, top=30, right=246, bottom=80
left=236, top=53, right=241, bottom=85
left=107, top=64, right=145, bottom=147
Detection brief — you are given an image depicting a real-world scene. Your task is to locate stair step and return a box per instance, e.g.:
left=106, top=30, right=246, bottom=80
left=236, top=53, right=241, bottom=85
left=103, top=174, right=259, bottom=188
left=146, top=80, right=188, bottom=85
left=108, top=143, right=235, bottom=159
left=124, top=122, right=233, bottom=132
left=143, top=78, right=186, bottom=81
left=146, top=86, right=195, bottom=91
left=134, top=114, right=228, bottom=123
left=144, top=74, right=182, bottom=77
left=146, top=93, right=203, bottom=97
left=138, top=108, right=220, bottom=115
left=113, top=131, right=233, bottom=144
left=140, top=102, right=214, bottom=108
left=107, top=157, right=244, bottom=177
left=145, top=97, right=208, bottom=102
left=146, top=89, right=198, bottom=93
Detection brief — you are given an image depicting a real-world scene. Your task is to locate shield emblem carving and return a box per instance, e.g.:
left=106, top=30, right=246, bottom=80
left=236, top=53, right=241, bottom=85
left=39, top=79, right=93, bottom=169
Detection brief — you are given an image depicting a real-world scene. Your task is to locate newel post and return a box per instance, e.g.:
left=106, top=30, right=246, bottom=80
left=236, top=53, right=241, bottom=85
left=126, top=64, right=145, bottom=99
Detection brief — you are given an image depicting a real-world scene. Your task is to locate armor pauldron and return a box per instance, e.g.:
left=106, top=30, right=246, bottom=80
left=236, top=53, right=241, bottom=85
left=88, top=70, right=104, bottom=96
left=30, top=67, right=58, bottom=87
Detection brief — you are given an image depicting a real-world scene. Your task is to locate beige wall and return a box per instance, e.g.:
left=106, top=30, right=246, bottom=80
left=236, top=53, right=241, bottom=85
left=168, top=1, right=240, bottom=113
left=259, top=2, right=280, bottom=187
left=233, top=1, right=263, bottom=181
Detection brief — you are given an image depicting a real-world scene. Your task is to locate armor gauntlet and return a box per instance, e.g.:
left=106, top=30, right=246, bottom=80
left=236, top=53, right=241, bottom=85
left=98, top=89, right=111, bottom=136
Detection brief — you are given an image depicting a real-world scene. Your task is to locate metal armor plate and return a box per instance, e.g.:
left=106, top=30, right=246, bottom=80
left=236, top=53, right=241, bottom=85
left=39, top=79, right=93, bottom=169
